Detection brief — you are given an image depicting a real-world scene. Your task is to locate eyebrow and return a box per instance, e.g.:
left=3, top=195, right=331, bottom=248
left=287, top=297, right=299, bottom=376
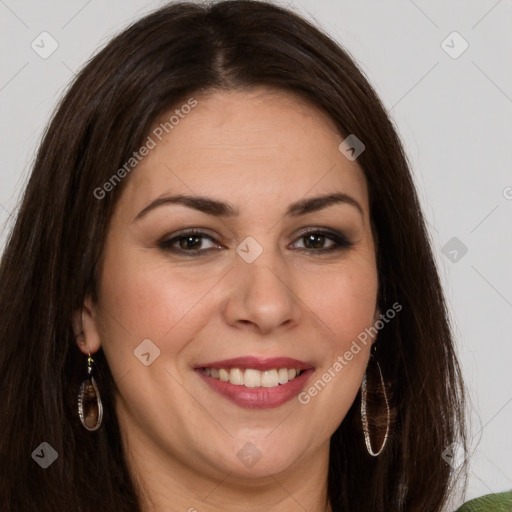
left=133, top=191, right=364, bottom=222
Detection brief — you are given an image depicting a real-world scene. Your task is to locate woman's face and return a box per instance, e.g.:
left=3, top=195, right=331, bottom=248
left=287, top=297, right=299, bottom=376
left=78, top=88, right=379, bottom=484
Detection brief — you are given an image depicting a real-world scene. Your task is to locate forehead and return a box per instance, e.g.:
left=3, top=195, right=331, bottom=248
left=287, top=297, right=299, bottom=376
left=118, top=87, right=370, bottom=220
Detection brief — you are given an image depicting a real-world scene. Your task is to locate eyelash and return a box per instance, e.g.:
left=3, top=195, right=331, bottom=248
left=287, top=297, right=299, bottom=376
left=158, top=228, right=356, bottom=257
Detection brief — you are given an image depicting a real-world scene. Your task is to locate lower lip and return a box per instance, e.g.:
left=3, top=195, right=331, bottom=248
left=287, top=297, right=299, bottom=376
left=196, top=369, right=315, bottom=409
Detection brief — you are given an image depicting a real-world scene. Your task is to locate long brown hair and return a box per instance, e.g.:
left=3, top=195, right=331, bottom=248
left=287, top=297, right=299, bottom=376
left=0, top=1, right=467, bottom=510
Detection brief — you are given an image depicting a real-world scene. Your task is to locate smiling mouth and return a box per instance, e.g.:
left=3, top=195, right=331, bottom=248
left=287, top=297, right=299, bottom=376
left=199, top=367, right=304, bottom=388
left=193, top=355, right=315, bottom=408
left=195, top=366, right=315, bottom=409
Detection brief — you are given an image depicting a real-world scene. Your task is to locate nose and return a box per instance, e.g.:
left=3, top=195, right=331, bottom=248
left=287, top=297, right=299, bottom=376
left=222, top=247, right=302, bottom=335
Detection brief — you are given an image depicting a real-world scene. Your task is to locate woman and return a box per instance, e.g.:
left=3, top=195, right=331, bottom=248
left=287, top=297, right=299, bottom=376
left=0, top=1, right=491, bottom=510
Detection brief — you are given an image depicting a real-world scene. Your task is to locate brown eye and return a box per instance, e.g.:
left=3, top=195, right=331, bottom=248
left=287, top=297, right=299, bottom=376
left=292, top=229, right=355, bottom=253
left=159, top=230, right=220, bottom=256
left=178, top=234, right=205, bottom=251
left=302, top=233, right=330, bottom=249
left=158, top=228, right=355, bottom=258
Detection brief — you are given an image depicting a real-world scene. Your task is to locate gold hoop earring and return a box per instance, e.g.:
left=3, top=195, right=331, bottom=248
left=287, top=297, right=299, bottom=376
left=78, top=352, right=103, bottom=431
left=360, top=348, right=390, bottom=456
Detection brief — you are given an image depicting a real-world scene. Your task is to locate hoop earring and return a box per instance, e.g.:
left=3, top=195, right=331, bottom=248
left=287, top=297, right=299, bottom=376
left=78, top=352, right=103, bottom=431
left=360, top=348, right=390, bottom=456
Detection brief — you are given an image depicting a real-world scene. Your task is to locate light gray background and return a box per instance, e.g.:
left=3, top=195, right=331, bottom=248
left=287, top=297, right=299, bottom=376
left=1, top=0, right=511, bottom=507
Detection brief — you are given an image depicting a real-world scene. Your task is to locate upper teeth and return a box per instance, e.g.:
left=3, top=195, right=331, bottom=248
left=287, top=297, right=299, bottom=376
left=202, top=367, right=302, bottom=388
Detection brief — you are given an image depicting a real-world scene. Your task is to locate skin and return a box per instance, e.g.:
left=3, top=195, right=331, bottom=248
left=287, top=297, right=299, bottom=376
left=74, top=87, right=380, bottom=512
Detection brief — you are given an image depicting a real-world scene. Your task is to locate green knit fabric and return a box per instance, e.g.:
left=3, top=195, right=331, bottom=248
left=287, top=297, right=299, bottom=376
left=454, top=490, right=512, bottom=511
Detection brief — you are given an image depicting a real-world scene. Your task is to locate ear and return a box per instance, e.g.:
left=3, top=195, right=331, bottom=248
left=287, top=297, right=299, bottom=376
left=73, top=294, right=102, bottom=355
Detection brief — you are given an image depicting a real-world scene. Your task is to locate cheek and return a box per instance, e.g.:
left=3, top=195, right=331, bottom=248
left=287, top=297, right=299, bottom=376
left=95, top=246, right=221, bottom=360
left=98, top=245, right=378, bottom=342
left=302, top=259, right=378, bottom=344
left=298, top=258, right=378, bottom=399
left=294, top=263, right=377, bottom=428
left=99, top=240, right=181, bottom=328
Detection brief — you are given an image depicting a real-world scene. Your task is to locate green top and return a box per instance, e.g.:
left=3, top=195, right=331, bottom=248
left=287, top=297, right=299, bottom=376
left=455, top=490, right=512, bottom=511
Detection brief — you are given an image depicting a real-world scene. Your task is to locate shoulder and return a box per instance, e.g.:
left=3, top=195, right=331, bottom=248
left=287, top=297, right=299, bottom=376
left=454, top=489, right=512, bottom=511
